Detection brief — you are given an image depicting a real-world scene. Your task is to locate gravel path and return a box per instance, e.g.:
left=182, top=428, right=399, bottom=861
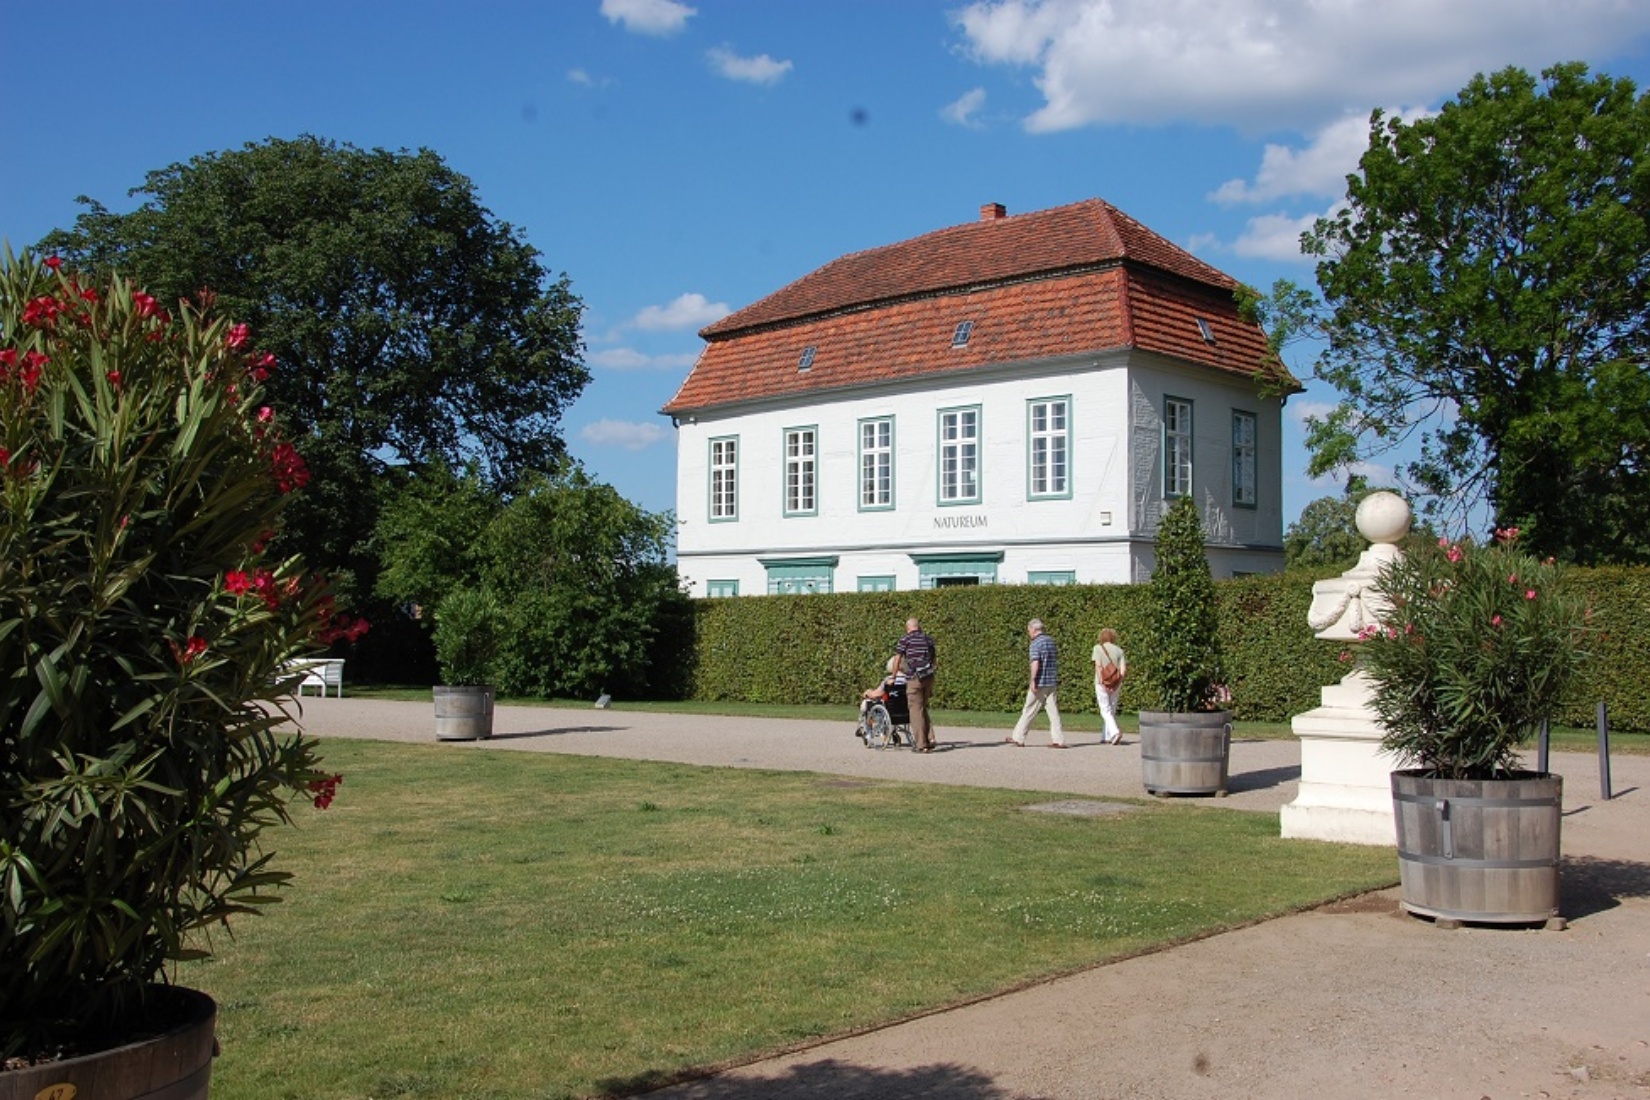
left=294, top=697, right=1650, bottom=1100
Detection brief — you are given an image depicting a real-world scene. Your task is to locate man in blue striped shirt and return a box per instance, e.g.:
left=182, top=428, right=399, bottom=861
left=1007, top=619, right=1066, bottom=748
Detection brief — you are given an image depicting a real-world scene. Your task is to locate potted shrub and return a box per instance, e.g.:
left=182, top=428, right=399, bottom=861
left=432, top=586, right=500, bottom=740
left=1, top=253, right=340, bottom=1096
left=1140, top=494, right=1231, bottom=796
left=1362, top=528, right=1588, bottom=926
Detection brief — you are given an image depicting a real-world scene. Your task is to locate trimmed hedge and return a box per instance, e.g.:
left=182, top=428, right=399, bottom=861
left=684, top=566, right=1650, bottom=733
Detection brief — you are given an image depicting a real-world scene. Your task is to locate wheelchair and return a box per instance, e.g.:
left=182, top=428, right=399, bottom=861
left=857, top=678, right=915, bottom=750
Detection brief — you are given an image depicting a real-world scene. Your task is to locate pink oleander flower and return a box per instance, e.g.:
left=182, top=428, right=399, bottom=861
left=1445, top=545, right=1463, bottom=563
left=225, top=322, right=250, bottom=349
left=22, top=295, right=61, bottom=327
left=43, top=255, right=62, bottom=271
left=249, top=351, right=276, bottom=382
left=224, top=570, right=252, bottom=596
left=132, top=291, right=160, bottom=318
left=1525, top=589, right=1537, bottom=600
left=1491, top=614, right=1503, bottom=627
left=257, top=406, right=274, bottom=424
left=170, top=636, right=208, bottom=665
left=105, top=369, right=121, bottom=388
left=270, top=441, right=310, bottom=493
left=307, top=773, right=343, bottom=810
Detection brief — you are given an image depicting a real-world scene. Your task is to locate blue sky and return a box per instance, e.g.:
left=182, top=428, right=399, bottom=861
left=6, top=0, right=1650, bottom=531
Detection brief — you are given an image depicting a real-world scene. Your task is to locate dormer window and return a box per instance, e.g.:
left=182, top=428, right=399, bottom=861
left=951, top=320, right=974, bottom=348
left=798, top=345, right=816, bottom=371
left=1195, top=317, right=1216, bottom=345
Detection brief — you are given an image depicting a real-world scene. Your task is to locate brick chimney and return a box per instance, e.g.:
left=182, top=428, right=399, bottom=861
left=980, top=202, right=1007, bottom=222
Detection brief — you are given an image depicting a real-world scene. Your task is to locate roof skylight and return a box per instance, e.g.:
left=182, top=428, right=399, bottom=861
left=951, top=320, right=974, bottom=348
left=798, top=345, right=816, bottom=371
left=1195, top=318, right=1216, bottom=345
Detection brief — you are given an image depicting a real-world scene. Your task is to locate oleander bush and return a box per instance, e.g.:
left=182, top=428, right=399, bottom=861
left=0, top=251, right=338, bottom=1061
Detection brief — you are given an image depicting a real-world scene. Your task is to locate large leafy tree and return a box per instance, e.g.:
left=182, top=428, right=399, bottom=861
left=1282, top=63, right=1650, bottom=564
left=375, top=462, right=691, bottom=699
left=39, top=135, right=590, bottom=610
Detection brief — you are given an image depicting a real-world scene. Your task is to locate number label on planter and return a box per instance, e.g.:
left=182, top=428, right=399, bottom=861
left=36, top=1086, right=78, bottom=1100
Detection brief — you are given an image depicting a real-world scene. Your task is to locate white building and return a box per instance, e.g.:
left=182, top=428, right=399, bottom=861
left=663, top=199, right=1298, bottom=597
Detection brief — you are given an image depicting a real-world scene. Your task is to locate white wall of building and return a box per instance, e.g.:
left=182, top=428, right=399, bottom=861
left=672, top=354, right=1285, bottom=597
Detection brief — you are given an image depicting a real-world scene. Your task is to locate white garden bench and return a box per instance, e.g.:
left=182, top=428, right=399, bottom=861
left=292, top=658, right=346, bottom=698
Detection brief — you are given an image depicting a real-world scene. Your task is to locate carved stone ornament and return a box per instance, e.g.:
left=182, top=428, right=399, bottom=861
left=1304, top=491, right=1413, bottom=641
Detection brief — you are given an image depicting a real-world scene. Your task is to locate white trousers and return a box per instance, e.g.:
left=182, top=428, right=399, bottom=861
left=1095, top=681, right=1121, bottom=741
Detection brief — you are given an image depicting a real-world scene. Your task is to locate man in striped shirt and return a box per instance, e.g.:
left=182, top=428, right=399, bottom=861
left=895, top=618, right=938, bottom=753
left=1007, top=618, right=1065, bottom=747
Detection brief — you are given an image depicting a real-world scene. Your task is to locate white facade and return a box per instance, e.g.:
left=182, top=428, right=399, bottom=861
left=673, top=350, right=1287, bottom=597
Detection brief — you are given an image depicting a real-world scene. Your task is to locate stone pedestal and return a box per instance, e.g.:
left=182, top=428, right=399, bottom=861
left=1280, top=491, right=1411, bottom=847
left=1280, top=671, right=1400, bottom=845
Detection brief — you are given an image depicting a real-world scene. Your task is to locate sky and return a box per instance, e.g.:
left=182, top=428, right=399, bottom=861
left=6, top=0, right=1650, bottom=533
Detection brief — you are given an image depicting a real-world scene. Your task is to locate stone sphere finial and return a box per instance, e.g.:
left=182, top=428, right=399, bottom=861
left=1355, top=491, right=1411, bottom=546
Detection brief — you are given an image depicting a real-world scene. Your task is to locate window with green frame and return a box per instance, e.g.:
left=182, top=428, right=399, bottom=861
left=1027, top=396, right=1071, bottom=499
left=1027, top=570, right=1076, bottom=586
left=858, top=416, right=894, bottom=510
left=1164, top=396, right=1193, bottom=497
left=1232, top=409, right=1257, bottom=507
left=783, top=426, right=818, bottom=517
left=709, top=435, right=738, bottom=521
left=760, top=556, right=837, bottom=595
left=705, top=579, right=739, bottom=598
left=937, top=406, right=981, bottom=504
left=912, top=551, right=1001, bottom=588
left=857, top=575, right=896, bottom=592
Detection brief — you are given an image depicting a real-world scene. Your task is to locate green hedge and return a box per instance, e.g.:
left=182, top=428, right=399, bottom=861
left=684, top=566, right=1650, bottom=733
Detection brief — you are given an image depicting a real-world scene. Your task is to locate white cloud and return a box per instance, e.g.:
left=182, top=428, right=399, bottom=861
left=579, top=418, right=671, bottom=451
left=1286, top=400, right=1338, bottom=428
left=1230, top=208, right=1329, bottom=262
left=589, top=347, right=699, bottom=371
left=1212, top=109, right=1434, bottom=206
left=942, top=87, right=988, bottom=128
left=632, top=292, right=731, bottom=331
left=707, top=46, right=793, bottom=85
left=567, top=68, right=613, bottom=89
left=953, top=0, right=1650, bottom=132
left=600, top=0, right=695, bottom=37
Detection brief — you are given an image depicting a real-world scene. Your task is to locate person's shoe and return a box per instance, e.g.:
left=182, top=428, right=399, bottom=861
left=1002, top=737, right=1024, bottom=747
left=1049, top=742, right=1068, bottom=749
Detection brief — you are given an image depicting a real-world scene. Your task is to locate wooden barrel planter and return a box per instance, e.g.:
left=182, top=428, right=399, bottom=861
left=434, top=684, right=496, bottom=741
left=1140, top=710, right=1231, bottom=797
left=1, top=986, right=215, bottom=1100
left=1391, top=770, right=1562, bottom=925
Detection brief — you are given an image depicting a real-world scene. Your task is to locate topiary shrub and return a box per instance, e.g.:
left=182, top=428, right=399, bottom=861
left=1145, top=495, right=1226, bottom=712
left=0, top=252, right=340, bottom=1062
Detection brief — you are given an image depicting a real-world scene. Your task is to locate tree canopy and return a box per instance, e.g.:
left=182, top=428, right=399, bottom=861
left=40, top=135, right=590, bottom=603
left=1277, top=62, right=1650, bottom=564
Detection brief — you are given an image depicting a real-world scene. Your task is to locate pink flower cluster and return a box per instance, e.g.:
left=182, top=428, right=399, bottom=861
left=170, top=636, right=208, bottom=665
left=0, top=347, right=49, bottom=392
left=307, top=773, right=343, bottom=810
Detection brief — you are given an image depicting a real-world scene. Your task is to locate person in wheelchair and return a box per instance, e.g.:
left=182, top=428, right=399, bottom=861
left=856, top=657, right=913, bottom=749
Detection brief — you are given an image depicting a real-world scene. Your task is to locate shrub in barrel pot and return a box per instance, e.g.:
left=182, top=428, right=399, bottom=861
left=0, top=252, right=342, bottom=1096
left=1363, top=528, right=1588, bottom=926
left=1139, top=494, right=1231, bottom=796
left=432, top=587, right=500, bottom=740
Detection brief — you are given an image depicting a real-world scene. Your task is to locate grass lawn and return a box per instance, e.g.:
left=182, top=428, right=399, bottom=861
left=184, top=738, right=1396, bottom=1099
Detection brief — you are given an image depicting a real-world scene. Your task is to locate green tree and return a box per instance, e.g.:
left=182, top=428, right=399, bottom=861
left=1275, top=63, right=1650, bottom=564
left=1145, top=495, right=1225, bottom=713
left=376, top=462, right=688, bottom=699
left=39, top=135, right=590, bottom=615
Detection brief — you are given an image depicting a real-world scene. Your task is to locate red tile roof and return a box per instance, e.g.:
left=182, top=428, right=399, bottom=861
left=662, top=198, right=1293, bottom=415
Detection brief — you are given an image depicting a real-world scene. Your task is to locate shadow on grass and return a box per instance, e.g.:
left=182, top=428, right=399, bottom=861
left=612, top=1058, right=1009, bottom=1098
left=1561, top=855, right=1650, bottom=921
